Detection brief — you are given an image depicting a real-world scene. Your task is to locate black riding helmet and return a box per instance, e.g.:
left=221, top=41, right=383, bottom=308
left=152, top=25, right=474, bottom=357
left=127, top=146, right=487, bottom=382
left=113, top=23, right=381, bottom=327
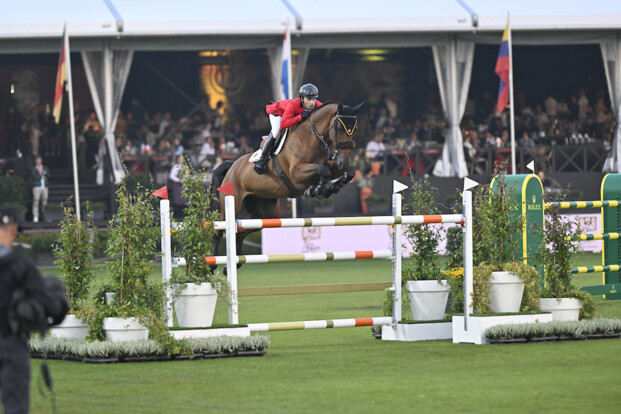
left=299, top=83, right=319, bottom=99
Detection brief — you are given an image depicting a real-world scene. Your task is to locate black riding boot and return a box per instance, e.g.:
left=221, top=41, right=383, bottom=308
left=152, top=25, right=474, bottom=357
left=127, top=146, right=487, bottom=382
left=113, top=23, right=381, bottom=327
left=254, top=133, right=276, bottom=175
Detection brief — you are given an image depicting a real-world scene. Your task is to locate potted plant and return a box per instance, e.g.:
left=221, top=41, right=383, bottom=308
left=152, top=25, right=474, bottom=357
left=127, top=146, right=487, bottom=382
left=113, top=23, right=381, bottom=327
left=44, top=202, right=65, bottom=222
left=472, top=163, right=541, bottom=313
left=6, top=202, right=27, bottom=222
left=89, top=178, right=165, bottom=342
left=31, top=233, right=58, bottom=266
left=170, top=162, right=231, bottom=328
left=356, top=170, right=374, bottom=214
left=365, top=194, right=390, bottom=215
left=401, top=177, right=450, bottom=320
left=535, top=195, right=594, bottom=321
left=309, top=196, right=336, bottom=215
left=50, top=200, right=95, bottom=339
left=444, top=225, right=464, bottom=313
left=85, top=201, right=106, bottom=220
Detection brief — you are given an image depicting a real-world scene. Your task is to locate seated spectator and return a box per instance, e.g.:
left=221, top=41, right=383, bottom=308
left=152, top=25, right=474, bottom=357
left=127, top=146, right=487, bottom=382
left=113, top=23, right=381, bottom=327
left=365, top=132, right=386, bottom=161
left=521, top=131, right=535, bottom=155
left=404, top=131, right=421, bottom=152
left=195, top=136, right=216, bottom=167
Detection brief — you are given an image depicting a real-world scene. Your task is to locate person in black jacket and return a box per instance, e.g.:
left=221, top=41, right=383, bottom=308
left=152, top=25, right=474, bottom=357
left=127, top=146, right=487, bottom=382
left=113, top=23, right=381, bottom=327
left=0, top=206, right=67, bottom=414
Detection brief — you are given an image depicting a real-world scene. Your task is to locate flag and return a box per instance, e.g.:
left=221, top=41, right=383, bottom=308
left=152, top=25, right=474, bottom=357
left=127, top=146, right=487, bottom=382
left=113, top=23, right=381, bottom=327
left=495, top=20, right=510, bottom=113
left=217, top=181, right=234, bottom=196
left=53, top=28, right=67, bottom=124
left=152, top=186, right=168, bottom=199
left=280, top=26, right=292, bottom=100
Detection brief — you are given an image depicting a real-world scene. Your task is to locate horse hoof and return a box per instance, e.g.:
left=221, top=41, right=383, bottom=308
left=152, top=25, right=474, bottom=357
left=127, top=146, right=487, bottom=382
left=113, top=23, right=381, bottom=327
left=223, top=266, right=228, bottom=276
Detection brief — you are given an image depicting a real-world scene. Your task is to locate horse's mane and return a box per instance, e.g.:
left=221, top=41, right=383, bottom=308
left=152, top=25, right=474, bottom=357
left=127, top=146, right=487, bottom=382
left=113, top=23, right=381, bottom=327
left=311, top=101, right=340, bottom=115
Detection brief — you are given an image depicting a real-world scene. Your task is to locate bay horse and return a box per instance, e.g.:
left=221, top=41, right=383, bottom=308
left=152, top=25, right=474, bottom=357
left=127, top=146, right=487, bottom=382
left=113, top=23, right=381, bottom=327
left=210, top=101, right=365, bottom=271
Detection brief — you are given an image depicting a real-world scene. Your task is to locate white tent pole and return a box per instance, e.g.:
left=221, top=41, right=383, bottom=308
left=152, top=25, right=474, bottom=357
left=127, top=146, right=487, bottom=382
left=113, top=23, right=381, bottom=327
left=449, top=36, right=459, bottom=176
left=508, top=13, right=517, bottom=174
left=64, top=23, right=81, bottom=220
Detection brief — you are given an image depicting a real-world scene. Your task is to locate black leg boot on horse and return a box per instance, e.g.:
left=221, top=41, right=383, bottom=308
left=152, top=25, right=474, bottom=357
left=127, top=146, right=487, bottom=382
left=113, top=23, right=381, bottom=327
left=253, top=133, right=276, bottom=175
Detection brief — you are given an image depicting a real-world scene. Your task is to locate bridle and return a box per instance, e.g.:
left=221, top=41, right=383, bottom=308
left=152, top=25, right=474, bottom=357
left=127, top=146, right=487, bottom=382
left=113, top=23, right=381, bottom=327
left=306, top=109, right=357, bottom=161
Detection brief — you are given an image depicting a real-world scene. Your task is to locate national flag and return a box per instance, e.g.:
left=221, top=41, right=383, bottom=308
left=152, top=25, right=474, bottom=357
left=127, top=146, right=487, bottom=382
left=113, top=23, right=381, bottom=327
left=281, top=26, right=292, bottom=100
left=495, top=21, right=510, bottom=113
left=53, top=29, right=67, bottom=124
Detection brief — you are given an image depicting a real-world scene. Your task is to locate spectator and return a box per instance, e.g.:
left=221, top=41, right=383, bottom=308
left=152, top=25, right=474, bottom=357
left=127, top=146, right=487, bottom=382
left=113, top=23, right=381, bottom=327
left=366, top=132, right=386, bottom=161
left=168, top=155, right=187, bottom=219
left=31, top=156, right=50, bottom=223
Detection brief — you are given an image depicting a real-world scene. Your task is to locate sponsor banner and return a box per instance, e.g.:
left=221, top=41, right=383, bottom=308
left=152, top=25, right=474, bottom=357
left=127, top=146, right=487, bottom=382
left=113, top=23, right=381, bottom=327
left=568, top=213, right=601, bottom=253
left=261, top=214, right=602, bottom=255
left=262, top=224, right=456, bottom=256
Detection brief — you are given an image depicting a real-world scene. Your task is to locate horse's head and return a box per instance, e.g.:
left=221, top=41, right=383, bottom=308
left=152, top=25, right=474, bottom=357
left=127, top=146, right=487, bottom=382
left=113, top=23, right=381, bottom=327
left=331, top=101, right=366, bottom=170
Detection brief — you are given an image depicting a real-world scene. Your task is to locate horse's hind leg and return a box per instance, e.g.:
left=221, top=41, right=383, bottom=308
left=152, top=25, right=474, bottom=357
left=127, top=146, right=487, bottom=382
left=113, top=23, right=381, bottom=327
left=210, top=230, right=223, bottom=273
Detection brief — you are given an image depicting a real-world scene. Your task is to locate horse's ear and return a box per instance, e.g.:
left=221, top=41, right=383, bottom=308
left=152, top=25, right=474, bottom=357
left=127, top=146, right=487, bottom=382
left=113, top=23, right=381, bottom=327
left=338, top=102, right=343, bottom=113
left=353, top=101, right=366, bottom=114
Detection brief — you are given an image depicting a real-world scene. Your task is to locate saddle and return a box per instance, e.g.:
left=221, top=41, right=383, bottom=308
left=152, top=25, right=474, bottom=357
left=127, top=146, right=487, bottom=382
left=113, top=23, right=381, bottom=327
left=249, top=130, right=289, bottom=163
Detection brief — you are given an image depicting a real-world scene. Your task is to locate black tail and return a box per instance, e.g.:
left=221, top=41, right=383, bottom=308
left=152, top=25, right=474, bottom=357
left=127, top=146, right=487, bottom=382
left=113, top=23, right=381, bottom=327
left=209, top=160, right=234, bottom=211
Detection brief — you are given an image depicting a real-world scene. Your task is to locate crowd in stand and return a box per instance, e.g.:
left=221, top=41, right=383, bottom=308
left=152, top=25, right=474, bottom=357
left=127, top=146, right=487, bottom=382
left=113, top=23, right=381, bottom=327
left=1, top=85, right=615, bottom=183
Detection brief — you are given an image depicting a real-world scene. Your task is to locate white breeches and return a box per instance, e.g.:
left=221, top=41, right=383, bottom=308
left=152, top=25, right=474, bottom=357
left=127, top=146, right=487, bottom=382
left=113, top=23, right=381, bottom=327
left=269, top=114, right=281, bottom=138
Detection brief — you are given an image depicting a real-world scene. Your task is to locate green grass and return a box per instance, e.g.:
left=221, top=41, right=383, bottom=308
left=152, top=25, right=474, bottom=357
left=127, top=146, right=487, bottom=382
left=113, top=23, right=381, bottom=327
left=30, top=253, right=621, bottom=413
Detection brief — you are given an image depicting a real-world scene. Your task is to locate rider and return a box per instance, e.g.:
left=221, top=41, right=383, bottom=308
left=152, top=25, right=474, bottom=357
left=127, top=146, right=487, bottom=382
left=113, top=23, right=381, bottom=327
left=254, top=83, right=323, bottom=175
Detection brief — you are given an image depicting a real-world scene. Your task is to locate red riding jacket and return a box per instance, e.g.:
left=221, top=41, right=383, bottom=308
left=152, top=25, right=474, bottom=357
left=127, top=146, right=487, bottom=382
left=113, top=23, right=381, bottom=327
left=265, top=97, right=323, bottom=129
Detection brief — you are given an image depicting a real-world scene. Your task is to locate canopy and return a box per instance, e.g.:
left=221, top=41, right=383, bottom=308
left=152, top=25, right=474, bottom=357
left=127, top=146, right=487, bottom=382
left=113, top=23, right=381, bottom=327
left=3, top=0, right=621, bottom=177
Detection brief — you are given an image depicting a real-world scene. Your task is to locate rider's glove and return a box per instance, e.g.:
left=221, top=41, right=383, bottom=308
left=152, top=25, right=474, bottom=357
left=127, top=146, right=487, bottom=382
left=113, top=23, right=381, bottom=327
left=301, top=110, right=311, bottom=120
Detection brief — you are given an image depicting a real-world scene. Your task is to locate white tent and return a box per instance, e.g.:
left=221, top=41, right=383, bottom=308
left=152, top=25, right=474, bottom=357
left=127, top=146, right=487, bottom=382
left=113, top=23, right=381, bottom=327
left=3, top=0, right=621, bottom=177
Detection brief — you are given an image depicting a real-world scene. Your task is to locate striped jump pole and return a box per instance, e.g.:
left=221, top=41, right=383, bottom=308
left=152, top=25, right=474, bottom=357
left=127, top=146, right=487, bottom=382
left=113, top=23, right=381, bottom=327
left=247, top=316, right=394, bottom=332
left=568, top=232, right=620, bottom=241
left=545, top=200, right=620, bottom=210
left=572, top=265, right=621, bottom=274
left=233, top=213, right=464, bottom=230
left=173, top=249, right=393, bottom=266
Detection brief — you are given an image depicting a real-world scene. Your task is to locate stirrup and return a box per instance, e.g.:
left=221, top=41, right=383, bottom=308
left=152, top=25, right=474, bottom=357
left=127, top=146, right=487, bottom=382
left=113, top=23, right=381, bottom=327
left=254, top=158, right=268, bottom=174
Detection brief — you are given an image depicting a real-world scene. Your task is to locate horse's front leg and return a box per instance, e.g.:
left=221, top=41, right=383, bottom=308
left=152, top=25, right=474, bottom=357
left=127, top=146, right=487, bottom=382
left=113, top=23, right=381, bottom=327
left=322, top=166, right=356, bottom=198
left=290, top=164, right=331, bottom=198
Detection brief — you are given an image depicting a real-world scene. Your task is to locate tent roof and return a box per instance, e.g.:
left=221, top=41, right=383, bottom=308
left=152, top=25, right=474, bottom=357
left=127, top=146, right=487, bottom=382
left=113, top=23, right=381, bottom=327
left=2, top=0, right=621, bottom=53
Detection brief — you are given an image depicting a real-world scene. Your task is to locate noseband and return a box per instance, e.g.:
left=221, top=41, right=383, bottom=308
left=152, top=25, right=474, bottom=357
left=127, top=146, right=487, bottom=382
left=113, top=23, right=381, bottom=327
left=307, top=112, right=357, bottom=161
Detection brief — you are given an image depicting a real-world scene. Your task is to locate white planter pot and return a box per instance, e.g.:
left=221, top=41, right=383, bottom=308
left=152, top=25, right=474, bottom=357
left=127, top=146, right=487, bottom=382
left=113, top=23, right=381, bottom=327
left=102, top=317, right=149, bottom=342
left=538, top=298, right=583, bottom=321
left=405, top=280, right=450, bottom=321
left=173, top=283, right=218, bottom=328
left=489, top=271, right=525, bottom=313
left=49, top=314, right=89, bottom=340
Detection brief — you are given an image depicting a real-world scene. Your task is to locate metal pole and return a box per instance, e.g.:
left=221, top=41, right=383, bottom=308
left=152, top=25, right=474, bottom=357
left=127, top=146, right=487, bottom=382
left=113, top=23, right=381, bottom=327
left=508, top=13, right=517, bottom=174
left=225, top=196, right=239, bottom=324
left=463, top=190, right=473, bottom=331
left=64, top=25, right=81, bottom=220
left=392, top=193, right=402, bottom=323
left=160, top=199, right=173, bottom=327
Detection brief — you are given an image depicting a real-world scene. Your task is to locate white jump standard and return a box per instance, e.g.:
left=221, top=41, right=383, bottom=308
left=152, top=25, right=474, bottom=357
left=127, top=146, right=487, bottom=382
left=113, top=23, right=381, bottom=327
left=160, top=179, right=476, bottom=342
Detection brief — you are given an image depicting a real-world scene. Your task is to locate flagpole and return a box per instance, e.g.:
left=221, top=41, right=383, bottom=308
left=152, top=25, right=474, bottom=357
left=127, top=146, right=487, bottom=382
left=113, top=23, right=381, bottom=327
left=507, top=13, right=516, bottom=174
left=283, top=20, right=297, bottom=218
left=63, top=23, right=81, bottom=220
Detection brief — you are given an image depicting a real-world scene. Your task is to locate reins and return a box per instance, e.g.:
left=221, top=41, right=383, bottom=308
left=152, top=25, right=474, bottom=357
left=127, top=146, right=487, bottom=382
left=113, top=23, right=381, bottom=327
left=306, top=106, right=357, bottom=162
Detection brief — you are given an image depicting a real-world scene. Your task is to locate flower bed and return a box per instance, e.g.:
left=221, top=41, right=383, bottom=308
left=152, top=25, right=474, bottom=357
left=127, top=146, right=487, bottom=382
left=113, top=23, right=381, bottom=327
left=485, top=318, right=621, bottom=344
left=30, top=335, right=270, bottom=363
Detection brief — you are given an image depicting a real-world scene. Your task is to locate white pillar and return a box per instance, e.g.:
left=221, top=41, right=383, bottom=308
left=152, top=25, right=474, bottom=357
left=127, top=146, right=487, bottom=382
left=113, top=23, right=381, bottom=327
left=160, top=199, right=173, bottom=327
left=225, top=196, right=239, bottom=324
left=462, top=190, right=473, bottom=331
left=392, top=193, right=402, bottom=323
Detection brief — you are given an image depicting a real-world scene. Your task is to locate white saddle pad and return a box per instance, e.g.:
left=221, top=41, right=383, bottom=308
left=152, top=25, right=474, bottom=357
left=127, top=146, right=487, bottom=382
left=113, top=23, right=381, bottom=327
left=248, top=129, right=289, bottom=163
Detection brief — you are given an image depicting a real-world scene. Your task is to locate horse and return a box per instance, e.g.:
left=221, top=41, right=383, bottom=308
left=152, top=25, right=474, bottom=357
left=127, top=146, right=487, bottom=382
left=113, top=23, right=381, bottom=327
left=210, top=101, right=365, bottom=272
